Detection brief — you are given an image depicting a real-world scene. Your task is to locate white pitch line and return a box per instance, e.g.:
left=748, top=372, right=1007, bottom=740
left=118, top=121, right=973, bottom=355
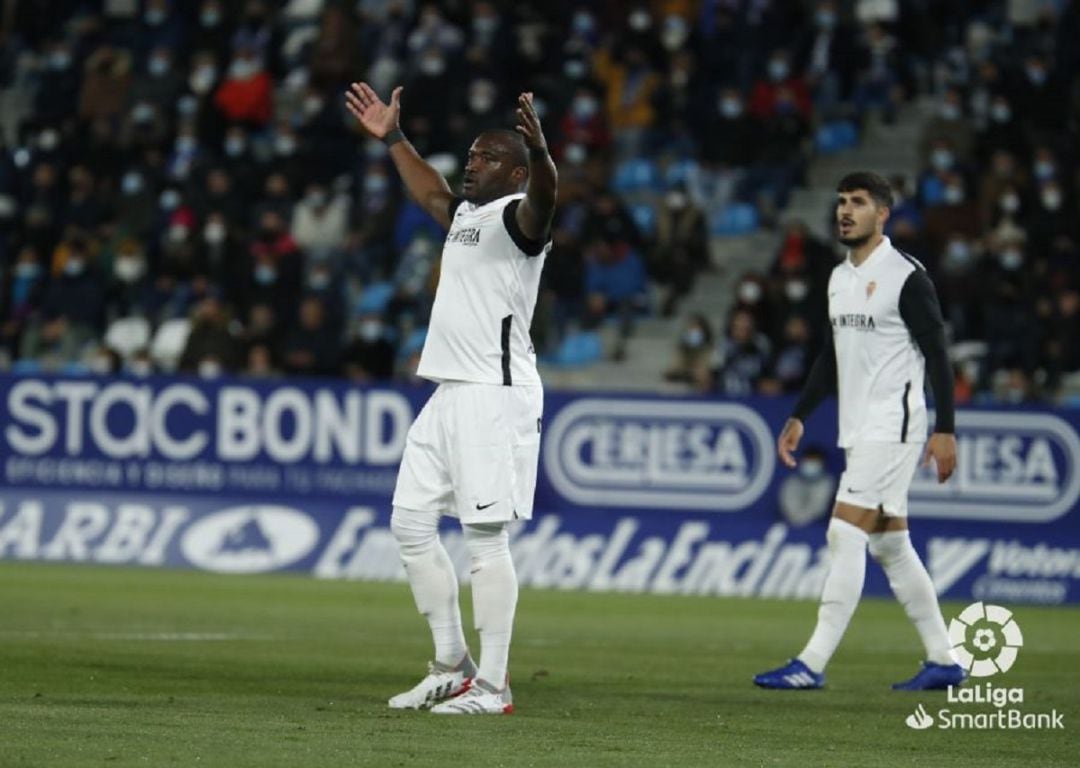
left=0, top=630, right=270, bottom=641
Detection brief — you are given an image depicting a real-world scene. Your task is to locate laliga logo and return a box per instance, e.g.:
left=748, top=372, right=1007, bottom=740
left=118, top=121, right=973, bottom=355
left=543, top=399, right=774, bottom=511
left=948, top=601, right=1024, bottom=678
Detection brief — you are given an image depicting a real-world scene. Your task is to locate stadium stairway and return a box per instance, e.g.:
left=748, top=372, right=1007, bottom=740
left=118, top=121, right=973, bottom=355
left=542, top=100, right=933, bottom=391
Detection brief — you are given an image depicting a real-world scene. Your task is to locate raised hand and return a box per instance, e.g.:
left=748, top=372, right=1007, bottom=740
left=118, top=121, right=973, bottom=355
left=345, top=82, right=402, bottom=140
left=514, top=92, right=547, bottom=153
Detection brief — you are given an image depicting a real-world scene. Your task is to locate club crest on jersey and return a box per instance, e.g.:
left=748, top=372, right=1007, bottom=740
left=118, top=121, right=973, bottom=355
left=866, top=280, right=877, bottom=299
left=447, top=226, right=481, bottom=246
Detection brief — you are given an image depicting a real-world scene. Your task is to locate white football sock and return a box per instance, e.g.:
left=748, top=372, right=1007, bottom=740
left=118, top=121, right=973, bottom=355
left=464, top=522, right=518, bottom=688
left=799, top=518, right=868, bottom=674
left=869, top=530, right=958, bottom=666
left=390, top=506, right=469, bottom=667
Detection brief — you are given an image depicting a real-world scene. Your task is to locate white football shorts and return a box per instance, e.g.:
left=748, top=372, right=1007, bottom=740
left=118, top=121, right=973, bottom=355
left=834, top=442, right=923, bottom=517
left=392, top=382, right=543, bottom=523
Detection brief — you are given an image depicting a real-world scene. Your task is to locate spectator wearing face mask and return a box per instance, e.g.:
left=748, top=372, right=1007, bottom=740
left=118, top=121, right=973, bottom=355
left=984, top=238, right=1040, bottom=376
left=1010, top=53, right=1066, bottom=137
left=749, top=48, right=812, bottom=122
left=129, top=45, right=182, bottom=113
left=0, top=245, right=47, bottom=357
left=450, top=78, right=506, bottom=158
left=652, top=185, right=708, bottom=317
left=976, top=150, right=1030, bottom=229
left=401, top=45, right=455, bottom=155
left=796, top=1, right=857, bottom=118
left=214, top=45, right=273, bottom=126
left=919, top=87, right=975, bottom=167
left=712, top=307, right=772, bottom=397
left=557, top=86, right=612, bottom=163
left=179, top=296, right=241, bottom=376
left=343, top=312, right=396, bottom=382
left=462, top=1, right=514, bottom=72
left=308, top=3, right=361, bottom=92
left=922, top=172, right=981, bottom=257
left=665, top=313, right=714, bottom=392
left=767, top=314, right=815, bottom=394
left=291, top=182, right=351, bottom=257
left=1041, top=289, right=1080, bottom=392
left=935, top=234, right=983, bottom=342
left=242, top=209, right=301, bottom=320
left=22, top=236, right=105, bottom=363
left=198, top=212, right=246, bottom=304
left=281, top=296, right=341, bottom=377
left=851, top=22, right=900, bottom=122
left=34, top=40, right=80, bottom=124
left=976, top=94, right=1027, bottom=162
left=583, top=233, right=649, bottom=362
left=778, top=445, right=835, bottom=527
left=1026, top=179, right=1074, bottom=256
left=105, top=238, right=156, bottom=321
left=194, top=0, right=232, bottom=61
left=593, top=44, right=661, bottom=158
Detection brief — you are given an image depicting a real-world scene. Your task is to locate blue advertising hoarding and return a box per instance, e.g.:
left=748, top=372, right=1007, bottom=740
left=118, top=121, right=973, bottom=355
left=0, top=374, right=1077, bottom=604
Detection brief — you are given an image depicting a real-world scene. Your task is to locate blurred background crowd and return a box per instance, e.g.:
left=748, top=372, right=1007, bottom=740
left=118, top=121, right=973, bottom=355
left=0, top=0, right=1077, bottom=403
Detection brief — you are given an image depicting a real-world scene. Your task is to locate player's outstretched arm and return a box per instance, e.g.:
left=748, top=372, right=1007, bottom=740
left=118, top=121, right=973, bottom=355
left=513, top=92, right=557, bottom=242
left=345, top=82, right=455, bottom=229
left=782, top=331, right=837, bottom=466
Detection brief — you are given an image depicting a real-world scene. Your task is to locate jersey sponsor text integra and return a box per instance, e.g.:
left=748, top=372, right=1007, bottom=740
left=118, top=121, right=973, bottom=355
left=417, top=193, right=550, bottom=387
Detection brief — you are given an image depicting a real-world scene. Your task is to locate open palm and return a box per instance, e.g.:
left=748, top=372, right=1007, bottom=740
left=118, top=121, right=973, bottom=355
left=345, top=82, right=402, bottom=139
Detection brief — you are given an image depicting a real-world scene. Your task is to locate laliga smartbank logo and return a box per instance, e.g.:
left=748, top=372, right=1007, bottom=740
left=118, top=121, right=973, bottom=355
left=905, top=602, right=1064, bottom=731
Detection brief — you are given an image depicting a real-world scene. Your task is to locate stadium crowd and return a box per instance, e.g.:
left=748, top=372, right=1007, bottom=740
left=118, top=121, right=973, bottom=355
left=0, top=1, right=1077, bottom=402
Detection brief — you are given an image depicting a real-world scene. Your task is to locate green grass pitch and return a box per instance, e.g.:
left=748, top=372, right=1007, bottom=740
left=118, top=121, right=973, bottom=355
left=0, top=562, right=1075, bottom=767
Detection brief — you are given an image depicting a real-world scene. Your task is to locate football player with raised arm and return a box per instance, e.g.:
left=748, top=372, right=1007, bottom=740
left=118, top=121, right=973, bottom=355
left=346, top=83, right=555, bottom=715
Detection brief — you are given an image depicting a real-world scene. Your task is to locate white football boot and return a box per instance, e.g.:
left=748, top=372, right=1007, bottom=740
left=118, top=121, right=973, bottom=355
left=430, top=678, right=513, bottom=715
left=387, top=656, right=477, bottom=710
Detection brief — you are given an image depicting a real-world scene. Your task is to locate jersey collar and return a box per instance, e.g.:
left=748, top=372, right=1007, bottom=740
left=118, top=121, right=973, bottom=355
left=845, top=234, right=891, bottom=272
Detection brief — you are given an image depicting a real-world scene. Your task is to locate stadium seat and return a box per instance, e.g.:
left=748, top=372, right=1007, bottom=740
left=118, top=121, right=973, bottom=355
left=815, top=121, right=859, bottom=154
left=664, top=158, right=699, bottom=189
left=149, top=318, right=192, bottom=373
left=10, top=359, right=41, bottom=375
left=105, top=316, right=152, bottom=359
left=398, top=327, right=428, bottom=360
left=628, top=202, right=657, bottom=237
left=612, top=158, right=662, bottom=195
left=709, top=203, right=760, bottom=236
left=355, top=281, right=395, bottom=315
left=61, top=361, right=90, bottom=376
left=546, top=330, right=602, bottom=368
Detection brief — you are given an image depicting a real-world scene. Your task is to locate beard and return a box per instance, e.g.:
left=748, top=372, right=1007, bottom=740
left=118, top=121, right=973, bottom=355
left=838, top=231, right=873, bottom=247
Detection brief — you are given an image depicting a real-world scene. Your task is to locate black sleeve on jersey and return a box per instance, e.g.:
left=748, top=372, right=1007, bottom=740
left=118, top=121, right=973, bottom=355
left=899, top=269, right=955, bottom=434
left=447, top=197, right=464, bottom=222
left=791, top=328, right=837, bottom=422
left=503, top=200, right=548, bottom=256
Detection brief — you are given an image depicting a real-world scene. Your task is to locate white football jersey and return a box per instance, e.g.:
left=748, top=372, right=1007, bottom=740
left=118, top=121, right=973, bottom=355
left=828, top=236, right=928, bottom=447
left=416, top=193, right=549, bottom=386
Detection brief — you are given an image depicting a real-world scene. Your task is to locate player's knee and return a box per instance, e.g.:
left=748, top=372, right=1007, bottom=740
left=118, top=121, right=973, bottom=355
left=463, top=522, right=510, bottom=566
left=868, top=531, right=912, bottom=564
left=390, top=506, right=439, bottom=556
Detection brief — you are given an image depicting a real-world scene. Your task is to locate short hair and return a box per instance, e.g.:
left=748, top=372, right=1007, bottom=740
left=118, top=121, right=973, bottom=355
left=477, top=129, right=528, bottom=170
left=837, top=171, right=894, bottom=209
